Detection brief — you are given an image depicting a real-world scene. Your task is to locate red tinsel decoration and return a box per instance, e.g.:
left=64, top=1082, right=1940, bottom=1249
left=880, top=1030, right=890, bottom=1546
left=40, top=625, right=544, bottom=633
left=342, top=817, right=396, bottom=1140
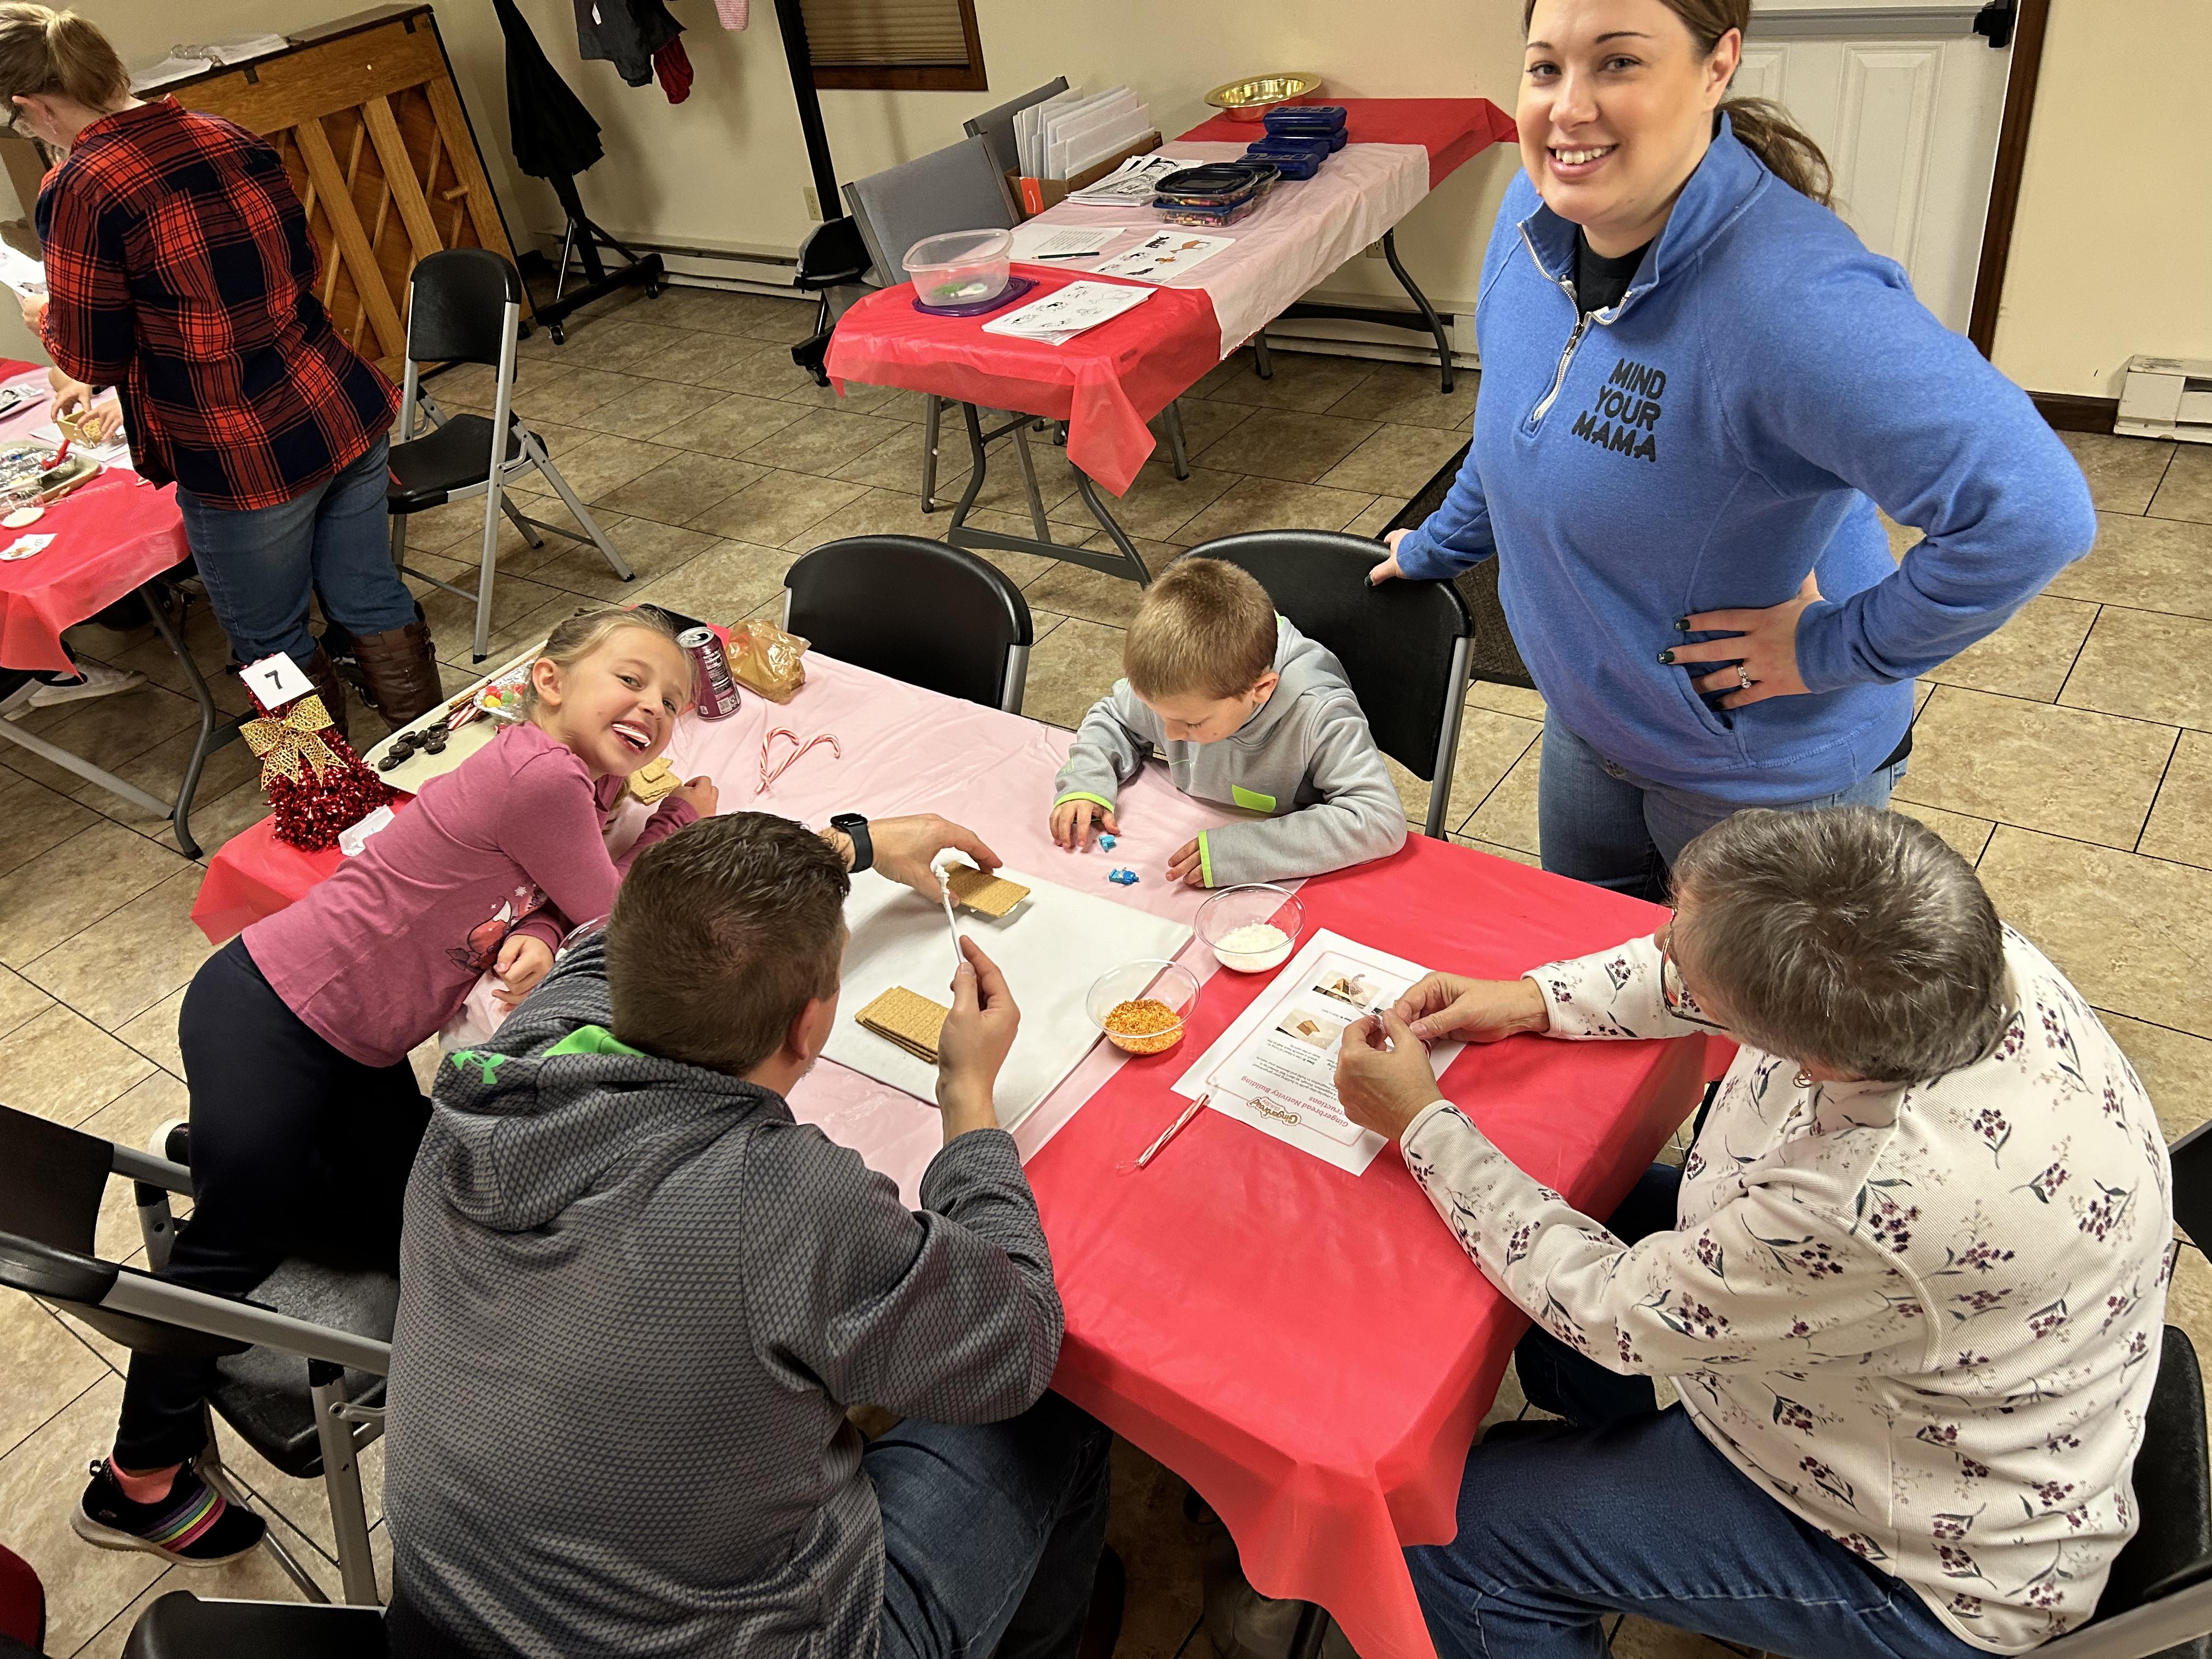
left=244, top=686, right=396, bottom=853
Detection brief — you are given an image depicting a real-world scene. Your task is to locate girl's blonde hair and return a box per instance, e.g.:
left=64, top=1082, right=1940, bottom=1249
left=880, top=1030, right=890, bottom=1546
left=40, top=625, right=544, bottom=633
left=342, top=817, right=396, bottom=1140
left=1520, top=0, right=1835, bottom=208
left=0, top=5, right=128, bottom=114
left=517, top=605, right=697, bottom=713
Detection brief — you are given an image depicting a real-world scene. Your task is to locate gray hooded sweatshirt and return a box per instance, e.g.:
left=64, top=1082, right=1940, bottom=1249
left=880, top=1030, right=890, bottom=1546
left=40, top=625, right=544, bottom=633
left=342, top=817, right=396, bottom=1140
left=383, top=934, right=1061, bottom=1658
left=1052, top=616, right=1407, bottom=887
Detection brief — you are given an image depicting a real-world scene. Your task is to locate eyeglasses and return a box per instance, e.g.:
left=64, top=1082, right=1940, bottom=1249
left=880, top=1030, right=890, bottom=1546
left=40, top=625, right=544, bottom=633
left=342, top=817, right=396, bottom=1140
left=1656, top=928, right=1728, bottom=1031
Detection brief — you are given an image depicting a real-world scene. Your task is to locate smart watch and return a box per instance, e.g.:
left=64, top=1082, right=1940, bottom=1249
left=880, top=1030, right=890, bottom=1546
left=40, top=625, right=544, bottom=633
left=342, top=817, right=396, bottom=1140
left=829, top=812, right=873, bottom=873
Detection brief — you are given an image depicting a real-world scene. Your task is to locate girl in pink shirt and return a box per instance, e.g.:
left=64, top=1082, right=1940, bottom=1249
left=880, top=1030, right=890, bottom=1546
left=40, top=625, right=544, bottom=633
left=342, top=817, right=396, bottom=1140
left=80, top=606, right=716, bottom=1566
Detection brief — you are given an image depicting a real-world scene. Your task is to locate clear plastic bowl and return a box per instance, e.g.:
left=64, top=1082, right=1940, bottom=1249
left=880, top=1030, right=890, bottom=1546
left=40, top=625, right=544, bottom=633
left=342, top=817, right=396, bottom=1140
left=1197, top=884, right=1305, bottom=973
left=1087, top=960, right=1202, bottom=1055
left=905, top=228, right=1013, bottom=310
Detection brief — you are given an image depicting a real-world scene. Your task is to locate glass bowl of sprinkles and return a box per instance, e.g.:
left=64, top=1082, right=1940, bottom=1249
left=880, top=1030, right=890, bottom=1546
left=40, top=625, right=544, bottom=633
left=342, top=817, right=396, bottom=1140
left=1087, top=960, right=1202, bottom=1055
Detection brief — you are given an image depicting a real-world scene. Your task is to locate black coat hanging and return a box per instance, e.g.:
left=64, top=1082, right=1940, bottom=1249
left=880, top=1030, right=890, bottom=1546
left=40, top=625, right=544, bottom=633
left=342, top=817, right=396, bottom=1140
left=489, top=0, right=663, bottom=340
left=491, top=0, right=603, bottom=180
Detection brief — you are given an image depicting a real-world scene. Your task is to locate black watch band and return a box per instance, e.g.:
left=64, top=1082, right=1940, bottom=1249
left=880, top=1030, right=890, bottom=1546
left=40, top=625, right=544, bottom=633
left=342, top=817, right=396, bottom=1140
left=830, top=813, right=873, bottom=873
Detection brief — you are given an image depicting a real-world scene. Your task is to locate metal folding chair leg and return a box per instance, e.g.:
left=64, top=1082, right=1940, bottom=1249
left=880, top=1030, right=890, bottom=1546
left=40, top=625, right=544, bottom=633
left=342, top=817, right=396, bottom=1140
left=523, top=435, right=634, bottom=584
left=471, top=476, right=504, bottom=662
left=309, top=1364, right=379, bottom=1605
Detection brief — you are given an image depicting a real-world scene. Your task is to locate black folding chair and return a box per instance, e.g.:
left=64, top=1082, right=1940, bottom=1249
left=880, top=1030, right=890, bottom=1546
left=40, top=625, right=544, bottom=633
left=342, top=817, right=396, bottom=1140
left=0, top=1103, right=391, bottom=1605
left=122, top=1593, right=385, bottom=1658
left=387, top=249, right=633, bottom=661
left=1186, top=529, right=1472, bottom=839
left=782, top=535, right=1033, bottom=713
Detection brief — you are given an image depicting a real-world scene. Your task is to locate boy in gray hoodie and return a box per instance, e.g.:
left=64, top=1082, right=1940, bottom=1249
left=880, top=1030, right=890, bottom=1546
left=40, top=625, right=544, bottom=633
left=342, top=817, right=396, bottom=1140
left=383, top=812, right=1111, bottom=1659
left=1051, top=558, right=1406, bottom=888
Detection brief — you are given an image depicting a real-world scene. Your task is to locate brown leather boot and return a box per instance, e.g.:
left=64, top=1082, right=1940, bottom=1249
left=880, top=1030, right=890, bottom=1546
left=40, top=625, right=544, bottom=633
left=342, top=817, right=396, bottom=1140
left=301, top=646, right=351, bottom=744
left=352, top=614, right=443, bottom=731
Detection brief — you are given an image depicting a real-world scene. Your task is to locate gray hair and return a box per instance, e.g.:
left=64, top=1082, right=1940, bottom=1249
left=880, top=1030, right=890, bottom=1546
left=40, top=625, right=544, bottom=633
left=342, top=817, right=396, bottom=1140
left=1668, top=807, right=2006, bottom=1084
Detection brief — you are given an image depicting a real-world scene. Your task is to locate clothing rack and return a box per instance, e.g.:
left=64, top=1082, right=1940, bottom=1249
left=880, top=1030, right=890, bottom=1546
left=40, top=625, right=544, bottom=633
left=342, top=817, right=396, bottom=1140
left=533, top=172, right=665, bottom=345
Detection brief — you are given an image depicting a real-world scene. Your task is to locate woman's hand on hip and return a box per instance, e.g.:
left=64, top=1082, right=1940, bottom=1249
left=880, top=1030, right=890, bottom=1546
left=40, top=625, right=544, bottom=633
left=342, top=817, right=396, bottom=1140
left=1662, top=572, right=1821, bottom=709
left=1368, top=528, right=1411, bottom=585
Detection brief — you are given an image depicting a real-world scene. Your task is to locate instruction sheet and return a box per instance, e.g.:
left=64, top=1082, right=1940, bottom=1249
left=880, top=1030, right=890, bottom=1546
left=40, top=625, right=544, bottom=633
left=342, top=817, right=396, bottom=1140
left=1172, top=929, right=1464, bottom=1174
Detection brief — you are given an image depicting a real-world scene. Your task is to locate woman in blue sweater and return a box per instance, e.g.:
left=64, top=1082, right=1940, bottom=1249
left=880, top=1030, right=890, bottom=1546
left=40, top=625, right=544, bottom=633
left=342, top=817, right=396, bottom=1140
left=1373, top=0, right=2095, bottom=900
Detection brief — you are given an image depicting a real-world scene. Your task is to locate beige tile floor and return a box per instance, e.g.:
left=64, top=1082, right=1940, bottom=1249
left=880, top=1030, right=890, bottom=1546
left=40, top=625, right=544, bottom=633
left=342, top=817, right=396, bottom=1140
left=3, top=284, right=2209, bottom=1657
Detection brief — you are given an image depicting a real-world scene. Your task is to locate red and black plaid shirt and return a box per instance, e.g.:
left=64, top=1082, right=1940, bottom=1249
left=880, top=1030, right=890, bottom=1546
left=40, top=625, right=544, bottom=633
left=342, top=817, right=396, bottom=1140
left=37, top=99, right=398, bottom=511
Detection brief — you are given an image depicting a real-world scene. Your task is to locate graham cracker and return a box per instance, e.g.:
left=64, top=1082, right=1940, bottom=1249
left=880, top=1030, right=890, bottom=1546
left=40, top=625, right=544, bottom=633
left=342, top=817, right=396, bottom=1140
left=625, top=755, right=679, bottom=804
left=857, top=986, right=950, bottom=1063
left=945, top=866, right=1030, bottom=918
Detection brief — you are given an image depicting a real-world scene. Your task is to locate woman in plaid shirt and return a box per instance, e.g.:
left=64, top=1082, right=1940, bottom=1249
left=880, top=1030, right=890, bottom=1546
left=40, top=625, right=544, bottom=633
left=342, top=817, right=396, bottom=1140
left=3, top=5, right=442, bottom=737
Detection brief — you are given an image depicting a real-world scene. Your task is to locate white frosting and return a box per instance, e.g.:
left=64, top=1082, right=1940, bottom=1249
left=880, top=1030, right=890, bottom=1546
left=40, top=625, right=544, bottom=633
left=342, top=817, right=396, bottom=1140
left=1213, top=922, right=1291, bottom=972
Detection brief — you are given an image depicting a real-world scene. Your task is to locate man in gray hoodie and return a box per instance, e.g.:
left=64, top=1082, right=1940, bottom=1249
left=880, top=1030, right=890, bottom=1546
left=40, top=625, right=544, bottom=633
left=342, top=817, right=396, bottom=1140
left=383, top=811, right=1110, bottom=1658
left=1049, top=558, right=1406, bottom=889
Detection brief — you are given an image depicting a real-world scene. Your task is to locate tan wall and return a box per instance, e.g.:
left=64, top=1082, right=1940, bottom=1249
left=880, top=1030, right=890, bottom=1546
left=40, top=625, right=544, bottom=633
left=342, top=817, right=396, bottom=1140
left=92, top=0, right=1530, bottom=312
left=49, top=0, right=2212, bottom=405
left=1988, top=0, right=2212, bottom=398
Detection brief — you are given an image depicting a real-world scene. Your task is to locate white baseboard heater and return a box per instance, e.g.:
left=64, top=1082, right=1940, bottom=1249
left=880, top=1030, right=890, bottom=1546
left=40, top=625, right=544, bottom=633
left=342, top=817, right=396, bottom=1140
left=2117, top=356, right=2212, bottom=445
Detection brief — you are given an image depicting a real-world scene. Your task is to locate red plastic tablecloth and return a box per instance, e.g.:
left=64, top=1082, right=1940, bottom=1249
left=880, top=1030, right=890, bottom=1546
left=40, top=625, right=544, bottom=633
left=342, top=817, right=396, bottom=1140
left=0, top=359, right=192, bottom=674
left=191, top=793, right=421, bottom=944
left=826, top=267, right=1220, bottom=496
left=1029, top=834, right=1705, bottom=1659
left=1177, top=97, right=1521, bottom=191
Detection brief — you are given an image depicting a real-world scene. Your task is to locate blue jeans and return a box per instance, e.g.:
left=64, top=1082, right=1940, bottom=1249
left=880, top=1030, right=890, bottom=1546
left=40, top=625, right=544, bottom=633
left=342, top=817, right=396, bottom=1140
left=1537, top=711, right=1908, bottom=904
left=174, top=437, right=416, bottom=672
left=869, top=1392, right=1114, bottom=1659
left=1406, top=1163, right=1979, bottom=1659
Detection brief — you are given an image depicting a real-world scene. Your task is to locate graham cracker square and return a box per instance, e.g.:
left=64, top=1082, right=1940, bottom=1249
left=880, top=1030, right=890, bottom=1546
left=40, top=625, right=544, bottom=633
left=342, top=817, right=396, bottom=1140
left=944, top=867, right=1030, bottom=918
left=856, top=986, right=950, bottom=1063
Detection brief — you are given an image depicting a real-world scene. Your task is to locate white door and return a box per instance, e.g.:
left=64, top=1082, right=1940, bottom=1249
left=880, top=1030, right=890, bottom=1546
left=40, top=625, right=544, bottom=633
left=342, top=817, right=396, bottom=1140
left=1740, top=1, right=2013, bottom=334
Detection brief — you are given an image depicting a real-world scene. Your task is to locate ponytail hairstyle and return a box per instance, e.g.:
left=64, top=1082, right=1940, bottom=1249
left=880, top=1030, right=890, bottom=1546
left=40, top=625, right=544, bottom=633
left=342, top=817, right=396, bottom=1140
left=515, top=603, right=696, bottom=715
left=1520, top=0, right=1834, bottom=207
left=0, top=5, right=130, bottom=116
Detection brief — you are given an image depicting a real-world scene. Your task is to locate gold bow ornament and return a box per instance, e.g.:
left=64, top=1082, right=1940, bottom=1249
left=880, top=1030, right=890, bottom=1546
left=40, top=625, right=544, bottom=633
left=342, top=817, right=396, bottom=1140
left=243, top=694, right=343, bottom=786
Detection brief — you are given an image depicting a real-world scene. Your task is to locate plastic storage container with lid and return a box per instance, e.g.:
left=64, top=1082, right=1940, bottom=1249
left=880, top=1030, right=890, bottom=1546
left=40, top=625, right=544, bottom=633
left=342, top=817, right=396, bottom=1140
left=905, top=229, right=1013, bottom=311
left=1154, top=163, right=1266, bottom=227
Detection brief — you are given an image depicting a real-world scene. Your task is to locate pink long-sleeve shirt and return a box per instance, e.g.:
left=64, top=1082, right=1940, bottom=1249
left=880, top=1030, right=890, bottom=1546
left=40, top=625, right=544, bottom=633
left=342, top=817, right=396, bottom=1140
left=245, top=722, right=697, bottom=1067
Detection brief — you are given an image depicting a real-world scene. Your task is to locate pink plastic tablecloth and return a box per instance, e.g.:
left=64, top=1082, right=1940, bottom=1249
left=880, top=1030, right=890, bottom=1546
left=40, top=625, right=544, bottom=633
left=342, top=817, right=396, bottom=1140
left=0, top=362, right=191, bottom=674
left=1011, top=140, right=1429, bottom=360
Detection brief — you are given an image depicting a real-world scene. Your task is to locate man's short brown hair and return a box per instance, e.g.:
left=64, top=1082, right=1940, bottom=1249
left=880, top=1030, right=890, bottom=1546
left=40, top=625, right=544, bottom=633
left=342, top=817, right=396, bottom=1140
left=1123, top=558, right=1278, bottom=701
left=607, top=814, right=850, bottom=1075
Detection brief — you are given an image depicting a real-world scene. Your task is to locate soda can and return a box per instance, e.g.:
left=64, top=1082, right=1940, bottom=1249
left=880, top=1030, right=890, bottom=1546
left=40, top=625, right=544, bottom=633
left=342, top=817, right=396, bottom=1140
left=679, top=626, right=742, bottom=721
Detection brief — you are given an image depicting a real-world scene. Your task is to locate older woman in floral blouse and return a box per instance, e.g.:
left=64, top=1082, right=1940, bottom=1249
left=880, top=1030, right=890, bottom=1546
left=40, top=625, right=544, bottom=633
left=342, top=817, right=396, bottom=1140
left=1336, top=806, right=2172, bottom=1659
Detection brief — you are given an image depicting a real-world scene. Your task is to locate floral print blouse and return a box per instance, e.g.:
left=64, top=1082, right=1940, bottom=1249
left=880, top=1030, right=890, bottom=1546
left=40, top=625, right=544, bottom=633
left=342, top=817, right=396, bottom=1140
left=1398, top=927, right=2173, bottom=1655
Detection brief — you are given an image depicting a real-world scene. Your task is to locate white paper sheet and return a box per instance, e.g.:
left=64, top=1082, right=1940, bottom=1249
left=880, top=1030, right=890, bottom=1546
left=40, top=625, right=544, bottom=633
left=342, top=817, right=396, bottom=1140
left=1092, top=232, right=1233, bottom=284
left=1008, top=225, right=1119, bottom=261
left=981, top=281, right=1151, bottom=346
left=824, top=865, right=1192, bottom=1130
left=1172, top=929, right=1464, bottom=1175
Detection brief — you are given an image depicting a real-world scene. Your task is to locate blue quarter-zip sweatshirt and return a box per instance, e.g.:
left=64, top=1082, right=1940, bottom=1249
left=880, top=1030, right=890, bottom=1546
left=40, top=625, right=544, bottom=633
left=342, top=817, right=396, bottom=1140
left=1394, top=120, right=2096, bottom=804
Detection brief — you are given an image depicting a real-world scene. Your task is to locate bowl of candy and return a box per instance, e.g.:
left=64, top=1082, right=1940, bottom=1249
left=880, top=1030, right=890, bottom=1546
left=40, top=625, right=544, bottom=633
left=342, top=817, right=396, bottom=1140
left=1196, top=884, right=1305, bottom=973
left=905, top=228, right=1013, bottom=311
left=1088, top=960, right=1202, bottom=1055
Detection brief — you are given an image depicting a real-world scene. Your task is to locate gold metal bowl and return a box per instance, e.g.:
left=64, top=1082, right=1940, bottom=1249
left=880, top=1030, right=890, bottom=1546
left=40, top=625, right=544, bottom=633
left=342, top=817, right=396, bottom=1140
left=1204, top=73, right=1324, bottom=123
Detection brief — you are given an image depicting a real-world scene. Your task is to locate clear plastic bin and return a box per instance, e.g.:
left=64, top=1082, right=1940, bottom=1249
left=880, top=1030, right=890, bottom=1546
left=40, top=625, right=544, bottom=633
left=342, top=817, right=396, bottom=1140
left=905, top=228, right=1013, bottom=311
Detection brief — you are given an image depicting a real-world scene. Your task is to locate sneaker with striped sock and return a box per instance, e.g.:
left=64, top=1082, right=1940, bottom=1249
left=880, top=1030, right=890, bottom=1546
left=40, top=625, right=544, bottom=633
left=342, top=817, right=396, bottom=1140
left=74, top=1458, right=266, bottom=1565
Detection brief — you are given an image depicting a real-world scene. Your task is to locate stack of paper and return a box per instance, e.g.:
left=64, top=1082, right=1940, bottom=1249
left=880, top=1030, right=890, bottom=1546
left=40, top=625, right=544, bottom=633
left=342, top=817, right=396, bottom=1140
left=1064, top=154, right=1192, bottom=207
left=981, top=281, right=1152, bottom=347
left=1015, top=85, right=1152, bottom=182
left=0, top=245, right=43, bottom=302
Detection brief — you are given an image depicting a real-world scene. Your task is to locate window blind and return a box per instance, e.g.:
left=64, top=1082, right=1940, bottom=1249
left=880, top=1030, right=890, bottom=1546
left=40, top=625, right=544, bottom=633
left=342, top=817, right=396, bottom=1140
left=800, top=0, right=970, bottom=66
